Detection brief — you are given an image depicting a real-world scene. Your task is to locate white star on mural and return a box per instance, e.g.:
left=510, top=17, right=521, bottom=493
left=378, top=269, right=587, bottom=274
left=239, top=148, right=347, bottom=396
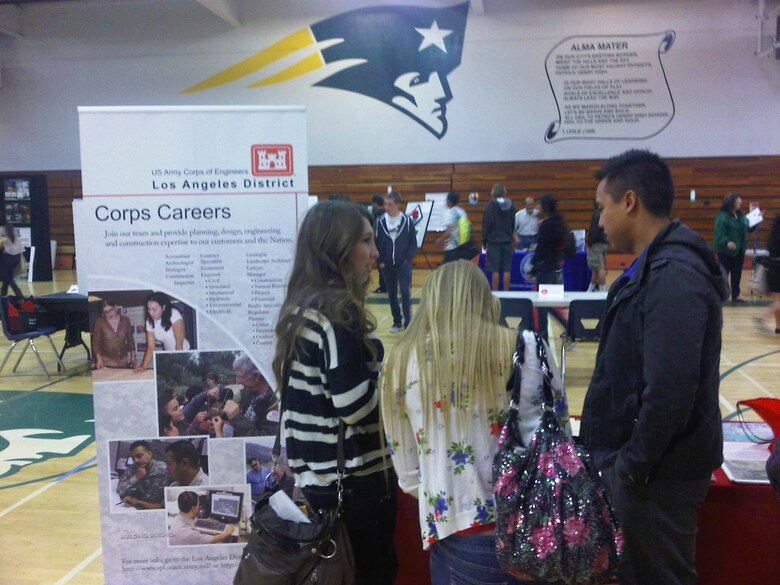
left=415, top=20, right=453, bottom=53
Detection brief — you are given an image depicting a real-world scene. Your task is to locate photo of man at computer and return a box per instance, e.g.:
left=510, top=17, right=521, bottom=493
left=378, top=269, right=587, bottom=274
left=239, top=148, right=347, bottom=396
left=108, top=437, right=208, bottom=512
left=164, top=485, right=250, bottom=547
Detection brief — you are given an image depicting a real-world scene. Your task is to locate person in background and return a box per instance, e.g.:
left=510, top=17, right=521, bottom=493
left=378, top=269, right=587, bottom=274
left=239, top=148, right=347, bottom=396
left=246, top=457, right=270, bottom=502
left=168, top=491, right=234, bottom=546
left=381, top=260, right=522, bottom=585
left=714, top=192, right=750, bottom=302
left=756, top=213, right=780, bottom=333
left=586, top=200, right=609, bottom=291
left=513, top=196, right=538, bottom=250
left=92, top=299, right=136, bottom=369
left=274, top=201, right=397, bottom=585
left=375, top=190, right=418, bottom=333
left=116, top=440, right=168, bottom=509
left=482, top=183, right=515, bottom=291
left=530, top=194, right=568, bottom=340
left=0, top=224, right=24, bottom=297
left=213, top=354, right=278, bottom=437
left=165, top=440, right=208, bottom=486
left=371, top=194, right=388, bottom=293
left=134, top=291, right=190, bottom=373
left=438, top=191, right=468, bottom=264
left=581, top=149, right=727, bottom=585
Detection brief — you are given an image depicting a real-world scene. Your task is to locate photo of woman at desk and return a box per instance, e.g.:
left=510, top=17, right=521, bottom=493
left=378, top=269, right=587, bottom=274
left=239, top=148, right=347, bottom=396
left=165, top=485, right=250, bottom=547
left=91, top=298, right=136, bottom=369
left=134, top=291, right=191, bottom=374
left=90, top=289, right=197, bottom=382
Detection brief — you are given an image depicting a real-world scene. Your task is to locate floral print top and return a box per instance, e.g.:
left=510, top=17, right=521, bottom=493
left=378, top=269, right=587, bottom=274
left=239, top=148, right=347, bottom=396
left=383, top=350, right=510, bottom=550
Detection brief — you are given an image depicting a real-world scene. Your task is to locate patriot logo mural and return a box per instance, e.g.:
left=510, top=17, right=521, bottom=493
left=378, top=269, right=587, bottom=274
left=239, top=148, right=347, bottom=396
left=183, top=3, right=469, bottom=139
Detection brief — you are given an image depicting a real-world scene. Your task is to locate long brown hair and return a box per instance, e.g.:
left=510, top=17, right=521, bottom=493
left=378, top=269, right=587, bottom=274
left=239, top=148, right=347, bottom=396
left=272, top=201, right=376, bottom=387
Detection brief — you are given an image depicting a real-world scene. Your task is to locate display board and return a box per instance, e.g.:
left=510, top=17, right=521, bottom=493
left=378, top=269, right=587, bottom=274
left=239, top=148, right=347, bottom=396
left=404, top=200, right=434, bottom=249
left=76, top=106, right=308, bottom=585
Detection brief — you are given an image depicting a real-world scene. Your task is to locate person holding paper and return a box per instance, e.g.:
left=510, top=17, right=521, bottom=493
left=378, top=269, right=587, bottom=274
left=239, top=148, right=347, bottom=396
left=273, top=201, right=397, bottom=585
left=714, top=192, right=752, bottom=302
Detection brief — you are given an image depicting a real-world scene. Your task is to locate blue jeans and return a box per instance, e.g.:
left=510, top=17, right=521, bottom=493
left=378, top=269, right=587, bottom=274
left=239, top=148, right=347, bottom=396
left=382, top=262, right=412, bottom=327
left=430, top=533, right=526, bottom=585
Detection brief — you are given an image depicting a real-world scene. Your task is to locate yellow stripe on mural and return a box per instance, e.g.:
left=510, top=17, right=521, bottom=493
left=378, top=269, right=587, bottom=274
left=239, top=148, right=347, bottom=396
left=247, top=52, right=325, bottom=88
left=181, top=27, right=316, bottom=93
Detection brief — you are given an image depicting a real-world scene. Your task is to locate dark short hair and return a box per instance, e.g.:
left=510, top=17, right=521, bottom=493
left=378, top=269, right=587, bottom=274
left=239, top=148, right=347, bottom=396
left=539, top=194, right=557, bottom=215
left=491, top=183, right=506, bottom=198
left=595, top=149, right=675, bottom=217
left=385, top=191, right=402, bottom=204
left=177, top=490, right=199, bottom=513
left=720, top=192, right=742, bottom=213
left=371, top=195, right=384, bottom=206
left=247, top=457, right=258, bottom=465
left=129, top=440, right=151, bottom=453
left=446, top=191, right=460, bottom=206
left=165, top=440, right=199, bottom=468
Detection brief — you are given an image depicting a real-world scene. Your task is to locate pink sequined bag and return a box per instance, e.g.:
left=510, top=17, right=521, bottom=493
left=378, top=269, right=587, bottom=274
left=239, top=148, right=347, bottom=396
left=493, top=332, right=622, bottom=584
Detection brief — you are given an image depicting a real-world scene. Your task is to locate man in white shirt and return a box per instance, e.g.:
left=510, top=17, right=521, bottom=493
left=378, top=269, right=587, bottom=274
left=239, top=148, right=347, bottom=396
left=165, top=440, right=209, bottom=487
left=513, top=197, right=538, bottom=250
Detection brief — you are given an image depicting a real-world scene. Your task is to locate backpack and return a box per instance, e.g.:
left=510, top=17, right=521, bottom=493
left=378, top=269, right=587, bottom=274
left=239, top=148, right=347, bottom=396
left=456, top=213, right=472, bottom=246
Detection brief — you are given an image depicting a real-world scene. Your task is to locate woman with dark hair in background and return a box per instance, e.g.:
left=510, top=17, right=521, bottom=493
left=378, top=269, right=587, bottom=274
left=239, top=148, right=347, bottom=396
left=134, top=291, right=189, bottom=373
left=0, top=223, right=24, bottom=296
left=531, top=194, right=568, bottom=340
left=273, top=200, right=397, bottom=585
left=714, top=192, right=750, bottom=302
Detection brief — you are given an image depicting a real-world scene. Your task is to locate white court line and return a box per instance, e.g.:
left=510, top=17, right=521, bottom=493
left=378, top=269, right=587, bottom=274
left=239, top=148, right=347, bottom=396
left=0, top=479, right=57, bottom=519
left=53, top=546, right=102, bottom=585
left=720, top=354, right=775, bottom=398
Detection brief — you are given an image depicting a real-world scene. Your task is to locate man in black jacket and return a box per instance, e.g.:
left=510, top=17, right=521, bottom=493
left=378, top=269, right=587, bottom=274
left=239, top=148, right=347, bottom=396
left=482, top=183, right=515, bottom=291
left=580, top=150, right=728, bottom=585
left=375, top=191, right=417, bottom=332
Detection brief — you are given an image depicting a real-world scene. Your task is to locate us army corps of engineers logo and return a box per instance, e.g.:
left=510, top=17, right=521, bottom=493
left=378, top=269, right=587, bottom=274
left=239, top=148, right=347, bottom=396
left=183, top=3, right=469, bottom=139
left=0, top=392, right=94, bottom=480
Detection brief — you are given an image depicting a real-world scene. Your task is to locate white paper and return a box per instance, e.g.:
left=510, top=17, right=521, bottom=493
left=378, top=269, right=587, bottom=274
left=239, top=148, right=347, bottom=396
left=539, top=284, right=564, bottom=300
left=746, top=207, right=764, bottom=228
left=269, top=490, right=311, bottom=523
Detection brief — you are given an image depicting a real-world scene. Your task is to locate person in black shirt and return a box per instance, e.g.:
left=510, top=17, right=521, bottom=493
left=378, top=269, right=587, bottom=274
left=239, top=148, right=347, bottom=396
left=530, top=194, right=567, bottom=340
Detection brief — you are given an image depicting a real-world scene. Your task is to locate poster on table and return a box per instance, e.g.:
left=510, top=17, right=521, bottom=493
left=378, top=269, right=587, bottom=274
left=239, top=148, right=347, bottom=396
left=76, top=106, right=308, bottom=584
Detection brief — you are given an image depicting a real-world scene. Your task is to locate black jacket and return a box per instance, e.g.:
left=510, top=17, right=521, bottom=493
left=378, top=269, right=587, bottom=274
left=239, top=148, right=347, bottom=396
left=482, top=198, right=515, bottom=245
left=375, top=213, right=417, bottom=266
left=531, top=213, right=567, bottom=276
left=580, top=220, right=728, bottom=484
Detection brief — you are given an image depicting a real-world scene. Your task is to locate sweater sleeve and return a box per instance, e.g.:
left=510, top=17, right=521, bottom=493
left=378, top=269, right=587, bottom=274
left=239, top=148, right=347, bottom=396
left=383, top=360, right=421, bottom=496
left=326, top=322, right=379, bottom=426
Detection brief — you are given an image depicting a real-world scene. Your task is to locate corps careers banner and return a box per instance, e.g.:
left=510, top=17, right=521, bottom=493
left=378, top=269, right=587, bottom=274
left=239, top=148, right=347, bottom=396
left=77, top=106, right=307, bottom=584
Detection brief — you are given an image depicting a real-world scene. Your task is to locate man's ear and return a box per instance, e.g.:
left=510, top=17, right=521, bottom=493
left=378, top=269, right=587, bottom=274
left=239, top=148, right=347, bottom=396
left=624, top=190, right=639, bottom=214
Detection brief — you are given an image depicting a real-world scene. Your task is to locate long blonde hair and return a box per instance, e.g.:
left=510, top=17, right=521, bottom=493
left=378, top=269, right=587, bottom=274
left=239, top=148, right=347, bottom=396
left=381, top=261, right=514, bottom=430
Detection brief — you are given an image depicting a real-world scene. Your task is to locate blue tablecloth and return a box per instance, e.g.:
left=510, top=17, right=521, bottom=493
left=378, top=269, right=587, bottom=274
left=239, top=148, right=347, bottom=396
left=479, top=250, right=591, bottom=291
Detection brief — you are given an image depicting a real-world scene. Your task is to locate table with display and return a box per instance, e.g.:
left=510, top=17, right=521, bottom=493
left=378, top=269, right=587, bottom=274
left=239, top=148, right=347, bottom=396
left=37, top=292, right=97, bottom=368
left=479, top=250, right=591, bottom=291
